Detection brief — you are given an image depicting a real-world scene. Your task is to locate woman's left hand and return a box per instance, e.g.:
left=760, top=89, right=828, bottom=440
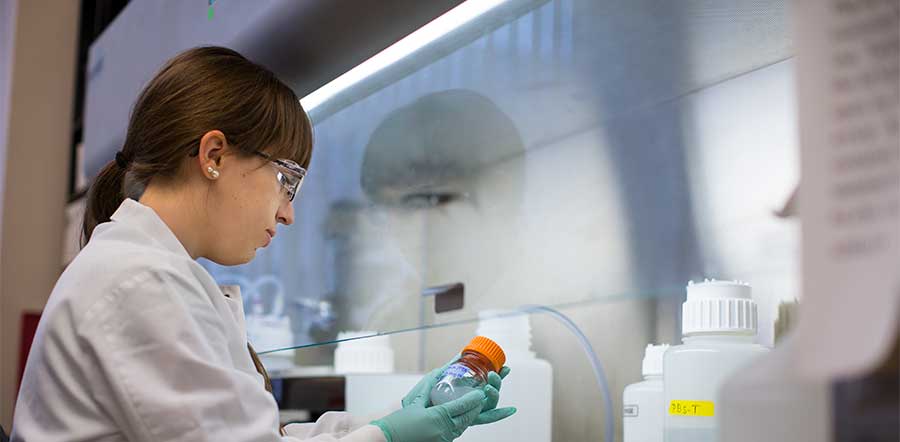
left=472, top=366, right=516, bottom=426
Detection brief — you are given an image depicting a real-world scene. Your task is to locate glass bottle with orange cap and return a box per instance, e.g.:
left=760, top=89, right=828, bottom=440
left=430, top=336, right=507, bottom=406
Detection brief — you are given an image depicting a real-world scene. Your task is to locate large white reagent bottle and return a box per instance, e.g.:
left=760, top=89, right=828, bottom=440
left=458, top=310, right=553, bottom=442
left=623, top=344, right=669, bottom=442
left=663, top=280, right=769, bottom=442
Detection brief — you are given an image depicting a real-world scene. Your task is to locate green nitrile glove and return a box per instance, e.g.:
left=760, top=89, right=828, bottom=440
left=401, top=357, right=458, bottom=409
left=372, top=389, right=486, bottom=442
left=401, top=359, right=517, bottom=428
left=472, top=366, right=517, bottom=425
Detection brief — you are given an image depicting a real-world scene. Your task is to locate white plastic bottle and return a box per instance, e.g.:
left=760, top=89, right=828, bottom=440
left=624, top=344, right=668, bottom=442
left=457, top=310, right=553, bottom=442
left=663, top=280, right=769, bottom=442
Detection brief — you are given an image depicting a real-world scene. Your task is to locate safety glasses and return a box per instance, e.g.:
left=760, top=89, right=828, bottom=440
left=253, top=151, right=307, bottom=202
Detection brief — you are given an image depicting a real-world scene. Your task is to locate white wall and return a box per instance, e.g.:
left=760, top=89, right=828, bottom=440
left=0, top=0, right=79, bottom=430
left=682, top=59, right=800, bottom=347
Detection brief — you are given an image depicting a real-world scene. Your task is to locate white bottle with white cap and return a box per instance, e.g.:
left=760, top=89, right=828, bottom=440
left=623, top=344, right=669, bottom=442
left=663, top=280, right=769, bottom=442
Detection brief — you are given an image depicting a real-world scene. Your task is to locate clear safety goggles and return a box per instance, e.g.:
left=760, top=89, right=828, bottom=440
left=253, top=151, right=307, bottom=202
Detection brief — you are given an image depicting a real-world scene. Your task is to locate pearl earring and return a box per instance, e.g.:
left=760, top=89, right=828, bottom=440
left=207, top=166, right=220, bottom=179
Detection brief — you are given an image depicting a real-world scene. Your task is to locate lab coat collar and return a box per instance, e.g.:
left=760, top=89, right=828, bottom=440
left=109, top=198, right=193, bottom=260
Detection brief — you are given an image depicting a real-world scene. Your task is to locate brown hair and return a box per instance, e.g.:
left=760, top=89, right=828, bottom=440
left=249, top=343, right=285, bottom=435
left=248, top=343, right=275, bottom=393
left=81, top=46, right=313, bottom=245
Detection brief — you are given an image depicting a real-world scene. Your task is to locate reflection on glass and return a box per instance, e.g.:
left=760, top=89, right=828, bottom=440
left=199, top=1, right=798, bottom=440
left=204, top=0, right=796, bottom=356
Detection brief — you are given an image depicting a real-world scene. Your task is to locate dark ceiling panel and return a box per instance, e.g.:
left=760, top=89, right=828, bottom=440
left=234, top=0, right=466, bottom=98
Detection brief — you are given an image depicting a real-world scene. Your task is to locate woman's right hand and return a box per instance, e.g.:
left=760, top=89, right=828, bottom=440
left=400, top=357, right=458, bottom=409
left=371, top=389, right=485, bottom=442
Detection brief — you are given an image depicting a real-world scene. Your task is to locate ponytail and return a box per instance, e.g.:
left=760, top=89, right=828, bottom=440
left=247, top=343, right=274, bottom=394
left=248, top=343, right=287, bottom=436
left=81, top=158, right=127, bottom=246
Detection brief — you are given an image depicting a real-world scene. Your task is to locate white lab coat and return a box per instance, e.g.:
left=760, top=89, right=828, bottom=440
left=12, top=199, right=387, bottom=442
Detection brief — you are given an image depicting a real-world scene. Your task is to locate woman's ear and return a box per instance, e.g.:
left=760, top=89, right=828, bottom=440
left=198, top=130, right=228, bottom=177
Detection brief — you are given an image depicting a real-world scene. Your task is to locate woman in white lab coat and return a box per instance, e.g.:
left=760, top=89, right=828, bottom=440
left=11, top=46, right=514, bottom=442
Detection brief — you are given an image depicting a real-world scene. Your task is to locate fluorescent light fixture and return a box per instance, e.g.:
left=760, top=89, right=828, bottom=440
left=299, top=0, right=510, bottom=113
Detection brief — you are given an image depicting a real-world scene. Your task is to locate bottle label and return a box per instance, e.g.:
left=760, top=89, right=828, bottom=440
left=669, top=400, right=715, bottom=417
left=623, top=404, right=639, bottom=417
left=444, top=363, right=472, bottom=379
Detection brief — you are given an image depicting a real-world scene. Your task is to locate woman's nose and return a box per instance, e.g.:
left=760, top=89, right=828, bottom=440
left=276, top=199, right=294, bottom=225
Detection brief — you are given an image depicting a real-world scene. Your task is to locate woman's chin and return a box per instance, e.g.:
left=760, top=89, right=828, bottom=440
left=207, top=249, right=255, bottom=267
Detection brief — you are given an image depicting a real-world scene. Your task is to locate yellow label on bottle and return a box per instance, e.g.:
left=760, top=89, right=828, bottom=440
left=669, top=400, right=715, bottom=417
